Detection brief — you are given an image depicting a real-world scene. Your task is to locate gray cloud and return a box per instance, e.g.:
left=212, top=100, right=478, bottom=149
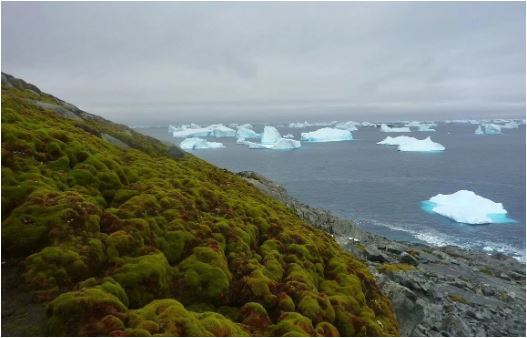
left=2, top=1, right=525, bottom=124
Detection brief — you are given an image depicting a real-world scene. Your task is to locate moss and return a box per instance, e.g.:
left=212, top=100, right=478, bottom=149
left=175, top=246, right=231, bottom=305
left=479, top=267, right=493, bottom=276
left=24, top=246, right=89, bottom=295
left=127, top=299, right=248, bottom=336
left=111, top=253, right=171, bottom=308
left=448, top=294, right=468, bottom=304
left=380, top=263, right=415, bottom=273
left=240, top=302, right=271, bottom=332
left=46, top=286, right=127, bottom=336
left=1, top=78, right=400, bottom=337
left=158, top=230, right=193, bottom=264
left=297, top=291, right=336, bottom=324
left=269, top=312, right=316, bottom=336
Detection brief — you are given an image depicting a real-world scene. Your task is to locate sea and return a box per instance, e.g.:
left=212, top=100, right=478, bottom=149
left=136, top=122, right=526, bottom=262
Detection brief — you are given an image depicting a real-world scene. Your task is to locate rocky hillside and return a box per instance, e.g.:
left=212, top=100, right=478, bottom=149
left=1, top=73, right=399, bottom=336
left=239, top=171, right=526, bottom=337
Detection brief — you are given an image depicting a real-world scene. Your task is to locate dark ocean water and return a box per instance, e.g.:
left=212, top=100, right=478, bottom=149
left=138, top=123, right=526, bottom=261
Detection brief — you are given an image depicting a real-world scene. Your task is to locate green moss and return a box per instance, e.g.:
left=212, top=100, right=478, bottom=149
left=1, top=78, right=400, bottom=337
left=380, top=263, right=415, bottom=273
left=175, top=246, right=231, bottom=304
left=448, top=294, right=468, bottom=304
left=24, top=246, right=88, bottom=295
left=127, top=299, right=248, bottom=336
left=46, top=286, right=127, bottom=336
left=111, top=253, right=171, bottom=308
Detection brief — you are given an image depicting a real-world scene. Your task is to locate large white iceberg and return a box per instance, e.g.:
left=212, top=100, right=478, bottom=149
left=335, top=121, right=359, bottom=131
left=380, top=124, right=411, bottom=132
left=240, top=126, right=301, bottom=150
left=475, top=123, right=502, bottom=135
left=377, top=136, right=445, bottom=152
left=301, top=127, right=353, bottom=142
left=171, top=123, right=236, bottom=138
left=179, top=137, right=225, bottom=150
left=423, top=190, right=510, bottom=224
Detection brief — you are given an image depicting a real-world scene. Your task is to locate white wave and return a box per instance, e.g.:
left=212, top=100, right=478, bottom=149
left=362, top=218, right=525, bottom=262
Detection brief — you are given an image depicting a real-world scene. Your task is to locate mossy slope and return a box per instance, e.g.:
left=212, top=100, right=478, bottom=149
left=1, top=73, right=399, bottom=336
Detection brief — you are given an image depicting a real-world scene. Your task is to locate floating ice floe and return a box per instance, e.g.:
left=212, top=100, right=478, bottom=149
left=239, top=126, right=301, bottom=150
left=179, top=137, right=225, bottom=150
left=288, top=121, right=337, bottom=128
left=445, top=119, right=480, bottom=124
left=422, top=190, right=514, bottom=224
left=405, top=121, right=437, bottom=131
left=335, top=121, right=359, bottom=131
left=236, top=127, right=260, bottom=139
left=380, top=124, right=411, bottom=133
left=361, top=121, right=378, bottom=127
left=377, top=136, right=445, bottom=152
left=501, top=121, right=519, bottom=129
left=283, top=133, right=294, bottom=138
left=475, top=123, right=502, bottom=135
left=171, top=124, right=236, bottom=138
left=301, top=127, right=353, bottom=142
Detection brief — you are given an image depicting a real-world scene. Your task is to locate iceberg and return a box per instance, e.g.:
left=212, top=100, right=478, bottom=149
left=172, top=126, right=211, bottom=138
left=301, top=127, right=353, bottom=142
left=335, top=121, right=359, bottom=131
left=179, top=137, right=225, bottom=150
left=209, top=124, right=236, bottom=137
left=239, top=126, right=301, bottom=150
left=474, top=123, right=502, bottom=135
left=380, top=124, right=411, bottom=132
left=271, top=138, right=302, bottom=149
left=236, top=127, right=260, bottom=139
left=288, top=121, right=337, bottom=128
left=261, top=126, right=282, bottom=144
left=405, top=121, right=436, bottom=131
left=417, top=124, right=436, bottom=132
left=171, top=123, right=236, bottom=138
left=501, top=121, right=519, bottom=129
left=377, top=136, right=445, bottom=152
left=283, top=133, right=294, bottom=138
left=422, top=190, right=513, bottom=224
left=361, top=121, right=377, bottom=127
left=238, top=123, right=254, bottom=129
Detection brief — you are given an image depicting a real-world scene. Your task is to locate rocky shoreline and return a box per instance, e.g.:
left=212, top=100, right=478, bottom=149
left=238, top=171, right=526, bottom=337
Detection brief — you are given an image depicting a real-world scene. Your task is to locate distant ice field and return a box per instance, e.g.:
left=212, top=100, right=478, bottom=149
left=139, top=123, right=526, bottom=261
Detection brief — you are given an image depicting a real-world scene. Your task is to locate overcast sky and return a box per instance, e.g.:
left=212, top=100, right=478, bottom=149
left=2, top=1, right=525, bottom=124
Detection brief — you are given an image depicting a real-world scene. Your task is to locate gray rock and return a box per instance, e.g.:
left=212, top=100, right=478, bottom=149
left=400, top=252, right=419, bottom=266
left=379, top=280, right=425, bottom=336
left=364, top=245, right=389, bottom=262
